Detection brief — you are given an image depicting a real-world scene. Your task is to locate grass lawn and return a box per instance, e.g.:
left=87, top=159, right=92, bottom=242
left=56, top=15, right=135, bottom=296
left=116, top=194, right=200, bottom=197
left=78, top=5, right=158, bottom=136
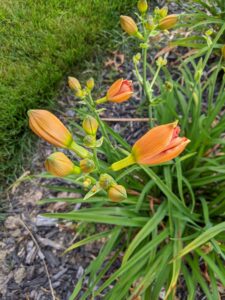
left=0, top=0, right=136, bottom=188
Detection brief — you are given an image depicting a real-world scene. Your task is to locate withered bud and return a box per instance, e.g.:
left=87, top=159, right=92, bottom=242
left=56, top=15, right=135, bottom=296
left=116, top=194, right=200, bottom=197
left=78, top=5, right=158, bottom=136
left=83, top=135, right=96, bottom=147
left=99, top=174, right=115, bottom=190
left=80, top=158, right=95, bottom=173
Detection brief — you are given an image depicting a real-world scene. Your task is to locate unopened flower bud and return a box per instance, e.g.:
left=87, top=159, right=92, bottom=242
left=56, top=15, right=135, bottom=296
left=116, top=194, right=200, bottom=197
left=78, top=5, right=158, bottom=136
left=164, top=81, right=173, bottom=92
left=120, top=15, right=138, bottom=36
left=156, top=56, right=167, bottom=67
left=120, top=15, right=144, bottom=40
left=154, top=7, right=160, bottom=15
left=83, top=178, right=92, bottom=189
left=83, top=135, right=96, bottom=147
left=68, top=76, right=81, bottom=91
left=76, top=89, right=86, bottom=98
left=80, top=158, right=95, bottom=173
left=86, top=78, right=95, bottom=91
left=82, top=115, right=99, bottom=136
left=205, top=28, right=213, bottom=36
left=45, top=152, right=81, bottom=177
left=28, top=109, right=73, bottom=148
left=159, top=7, right=168, bottom=18
left=133, top=53, right=141, bottom=64
left=108, top=184, right=127, bottom=202
left=159, top=14, right=178, bottom=30
left=145, top=17, right=155, bottom=31
left=99, top=174, right=115, bottom=190
left=221, top=45, right=225, bottom=59
left=201, top=242, right=213, bottom=254
left=137, top=0, right=148, bottom=14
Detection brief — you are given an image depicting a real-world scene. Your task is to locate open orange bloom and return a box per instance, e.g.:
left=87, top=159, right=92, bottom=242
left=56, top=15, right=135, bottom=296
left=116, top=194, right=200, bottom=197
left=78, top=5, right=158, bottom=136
left=107, top=78, right=133, bottom=103
left=111, top=121, right=190, bottom=171
left=28, top=110, right=73, bottom=148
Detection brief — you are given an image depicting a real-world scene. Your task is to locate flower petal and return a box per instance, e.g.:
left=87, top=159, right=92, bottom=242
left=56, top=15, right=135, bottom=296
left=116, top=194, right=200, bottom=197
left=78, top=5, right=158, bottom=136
left=107, top=78, right=123, bottom=100
left=132, top=121, right=178, bottom=162
left=109, top=91, right=133, bottom=103
left=139, top=138, right=190, bottom=165
left=28, top=110, right=73, bottom=148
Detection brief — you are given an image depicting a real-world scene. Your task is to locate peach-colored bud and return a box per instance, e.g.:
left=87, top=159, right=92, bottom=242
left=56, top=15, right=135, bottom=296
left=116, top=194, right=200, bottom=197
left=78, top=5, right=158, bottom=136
left=68, top=76, right=81, bottom=91
left=159, top=14, right=178, bottom=30
left=221, top=45, right=225, bottom=59
left=80, top=158, right=95, bottom=173
left=28, top=110, right=73, bottom=148
left=86, top=78, right=95, bottom=90
left=137, top=0, right=148, bottom=14
left=120, top=15, right=138, bottom=36
left=45, top=152, right=81, bottom=177
left=82, top=115, right=99, bottom=136
left=28, top=109, right=91, bottom=158
left=108, top=184, right=127, bottom=202
left=106, top=78, right=133, bottom=103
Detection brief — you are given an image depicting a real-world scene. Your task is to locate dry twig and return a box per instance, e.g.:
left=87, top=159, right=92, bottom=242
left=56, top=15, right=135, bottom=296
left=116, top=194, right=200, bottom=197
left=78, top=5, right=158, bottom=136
left=18, top=217, right=56, bottom=300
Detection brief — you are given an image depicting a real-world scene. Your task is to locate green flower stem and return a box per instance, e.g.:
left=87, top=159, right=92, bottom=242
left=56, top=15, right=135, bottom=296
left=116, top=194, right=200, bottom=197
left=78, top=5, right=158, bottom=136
left=95, top=96, right=107, bottom=104
left=93, top=147, right=100, bottom=174
left=149, top=65, right=161, bottom=91
left=141, top=20, right=154, bottom=128
left=69, top=141, right=92, bottom=158
left=87, top=94, right=112, bottom=150
left=111, top=154, right=135, bottom=171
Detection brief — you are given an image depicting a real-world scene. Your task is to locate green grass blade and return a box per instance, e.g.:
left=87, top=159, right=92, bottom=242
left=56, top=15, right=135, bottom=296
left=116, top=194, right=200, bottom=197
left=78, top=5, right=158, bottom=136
left=122, top=201, right=167, bottom=264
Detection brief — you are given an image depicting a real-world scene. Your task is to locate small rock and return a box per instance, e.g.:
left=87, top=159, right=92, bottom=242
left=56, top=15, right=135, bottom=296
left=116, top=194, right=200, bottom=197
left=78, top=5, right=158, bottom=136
left=26, top=246, right=37, bottom=264
left=11, top=229, right=21, bottom=238
left=76, top=266, right=84, bottom=279
left=4, top=216, right=21, bottom=230
left=35, top=216, right=57, bottom=227
left=37, top=236, right=64, bottom=250
left=14, top=266, right=26, bottom=284
left=52, top=268, right=67, bottom=280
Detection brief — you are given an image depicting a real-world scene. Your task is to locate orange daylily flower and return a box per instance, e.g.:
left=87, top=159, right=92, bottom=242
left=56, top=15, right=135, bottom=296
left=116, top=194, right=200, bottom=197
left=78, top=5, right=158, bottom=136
left=107, top=78, right=133, bottom=103
left=111, top=121, right=190, bottom=171
left=28, top=110, right=73, bottom=148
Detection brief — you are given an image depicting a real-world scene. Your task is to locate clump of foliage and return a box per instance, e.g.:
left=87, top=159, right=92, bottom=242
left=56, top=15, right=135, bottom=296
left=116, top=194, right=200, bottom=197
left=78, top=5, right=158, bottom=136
left=169, top=0, right=225, bottom=57
left=0, top=0, right=136, bottom=187
left=28, top=1, right=225, bottom=299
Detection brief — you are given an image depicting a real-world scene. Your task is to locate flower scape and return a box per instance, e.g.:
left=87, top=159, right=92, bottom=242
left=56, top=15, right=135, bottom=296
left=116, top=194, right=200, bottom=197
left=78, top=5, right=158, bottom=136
left=27, top=0, right=225, bottom=299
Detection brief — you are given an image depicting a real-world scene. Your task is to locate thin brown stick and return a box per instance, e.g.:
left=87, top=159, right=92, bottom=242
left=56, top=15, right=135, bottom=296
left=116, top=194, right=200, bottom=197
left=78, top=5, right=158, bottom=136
left=101, top=118, right=150, bottom=122
left=19, top=217, right=56, bottom=300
